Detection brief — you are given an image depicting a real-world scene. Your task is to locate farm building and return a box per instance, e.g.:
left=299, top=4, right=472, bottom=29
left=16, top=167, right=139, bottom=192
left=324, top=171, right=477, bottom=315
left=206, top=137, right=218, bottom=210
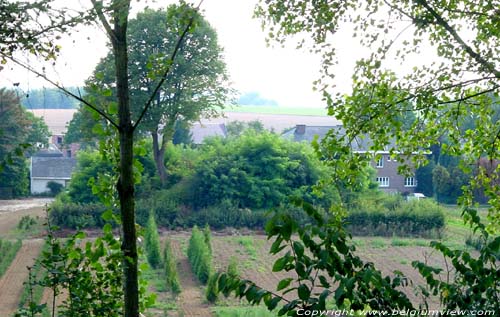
left=282, top=124, right=423, bottom=194
left=30, top=145, right=76, bottom=194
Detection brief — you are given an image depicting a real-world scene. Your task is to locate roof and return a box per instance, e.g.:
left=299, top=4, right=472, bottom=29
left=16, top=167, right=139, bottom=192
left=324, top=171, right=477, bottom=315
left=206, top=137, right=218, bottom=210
left=281, top=125, right=397, bottom=152
left=31, top=156, right=76, bottom=179
left=190, top=123, right=227, bottom=144
left=32, top=144, right=64, bottom=157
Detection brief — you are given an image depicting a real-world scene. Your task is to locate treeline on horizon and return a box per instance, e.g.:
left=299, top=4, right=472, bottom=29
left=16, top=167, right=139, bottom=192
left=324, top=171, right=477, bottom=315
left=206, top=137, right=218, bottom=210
left=17, top=87, right=277, bottom=109
left=19, top=87, right=82, bottom=109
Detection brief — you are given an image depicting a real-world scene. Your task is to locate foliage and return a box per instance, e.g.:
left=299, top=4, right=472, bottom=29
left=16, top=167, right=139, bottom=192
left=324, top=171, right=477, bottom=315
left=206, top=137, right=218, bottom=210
left=49, top=200, right=109, bottom=229
left=217, top=199, right=414, bottom=316
left=192, top=131, right=326, bottom=209
left=0, top=239, right=22, bottom=278
left=415, top=159, right=435, bottom=197
left=227, top=256, right=240, bottom=278
left=187, top=226, right=212, bottom=284
left=46, top=181, right=63, bottom=196
left=15, top=224, right=154, bottom=317
left=144, top=211, right=162, bottom=269
left=413, top=208, right=499, bottom=311
left=77, top=4, right=231, bottom=184
left=226, top=120, right=266, bottom=137
left=205, top=271, right=219, bottom=303
left=0, top=88, right=49, bottom=197
left=213, top=306, right=278, bottom=317
left=347, top=196, right=445, bottom=238
left=251, top=0, right=500, bottom=313
left=17, top=215, right=37, bottom=231
left=163, top=238, right=181, bottom=295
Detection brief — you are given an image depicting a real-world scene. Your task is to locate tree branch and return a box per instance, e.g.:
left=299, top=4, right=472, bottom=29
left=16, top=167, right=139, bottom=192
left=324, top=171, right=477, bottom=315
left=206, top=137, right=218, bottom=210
left=132, top=0, right=204, bottom=131
left=418, top=0, right=500, bottom=79
left=0, top=52, right=120, bottom=129
left=90, top=0, right=118, bottom=45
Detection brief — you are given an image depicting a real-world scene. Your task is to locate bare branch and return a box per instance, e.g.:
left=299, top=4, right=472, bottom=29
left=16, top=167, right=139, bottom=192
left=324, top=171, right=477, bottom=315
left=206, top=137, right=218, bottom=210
left=0, top=52, right=120, bottom=129
left=90, top=0, right=118, bottom=44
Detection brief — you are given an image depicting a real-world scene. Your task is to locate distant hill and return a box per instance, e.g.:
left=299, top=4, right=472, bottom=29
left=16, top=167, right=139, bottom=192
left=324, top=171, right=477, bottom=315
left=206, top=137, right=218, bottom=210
left=21, top=87, right=82, bottom=109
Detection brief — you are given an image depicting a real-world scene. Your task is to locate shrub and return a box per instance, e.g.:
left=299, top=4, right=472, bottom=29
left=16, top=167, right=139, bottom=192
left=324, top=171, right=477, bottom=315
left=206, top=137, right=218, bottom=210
left=227, top=256, right=239, bottom=278
left=205, top=272, right=219, bottom=303
left=163, top=238, right=181, bottom=294
left=144, top=211, right=162, bottom=269
left=187, top=226, right=212, bottom=284
left=346, top=199, right=445, bottom=238
left=46, top=181, right=64, bottom=196
left=49, top=201, right=109, bottom=229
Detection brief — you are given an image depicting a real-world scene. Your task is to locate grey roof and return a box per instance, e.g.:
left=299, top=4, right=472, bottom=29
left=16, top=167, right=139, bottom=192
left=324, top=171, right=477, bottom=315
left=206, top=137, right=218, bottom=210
left=190, top=123, right=227, bottom=144
left=33, top=144, right=63, bottom=157
left=282, top=125, right=396, bottom=152
left=31, top=156, right=76, bottom=179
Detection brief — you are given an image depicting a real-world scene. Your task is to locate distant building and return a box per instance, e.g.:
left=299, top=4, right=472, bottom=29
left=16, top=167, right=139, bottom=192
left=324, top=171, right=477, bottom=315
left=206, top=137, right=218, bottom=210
left=190, top=123, right=227, bottom=145
left=30, top=145, right=77, bottom=194
left=51, top=134, right=80, bottom=158
left=282, top=124, right=421, bottom=194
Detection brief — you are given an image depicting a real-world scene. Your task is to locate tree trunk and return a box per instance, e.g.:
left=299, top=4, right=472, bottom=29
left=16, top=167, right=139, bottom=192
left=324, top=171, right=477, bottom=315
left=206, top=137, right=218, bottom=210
left=151, top=121, right=175, bottom=187
left=152, top=131, right=168, bottom=185
left=112, top=2, right=139, bottom=316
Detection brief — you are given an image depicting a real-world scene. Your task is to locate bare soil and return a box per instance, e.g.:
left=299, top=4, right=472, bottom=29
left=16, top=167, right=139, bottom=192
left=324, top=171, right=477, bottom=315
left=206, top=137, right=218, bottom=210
left=0, top=199, right=51, bottom=239
left=170, top=236, right=213, bottom=317
left=0, top=239, right=44, bottom=316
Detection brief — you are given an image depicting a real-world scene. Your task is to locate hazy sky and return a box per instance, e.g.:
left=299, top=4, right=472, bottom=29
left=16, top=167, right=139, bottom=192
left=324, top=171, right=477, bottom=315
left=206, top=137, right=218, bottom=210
left=0, top=0, right=347, bottom=108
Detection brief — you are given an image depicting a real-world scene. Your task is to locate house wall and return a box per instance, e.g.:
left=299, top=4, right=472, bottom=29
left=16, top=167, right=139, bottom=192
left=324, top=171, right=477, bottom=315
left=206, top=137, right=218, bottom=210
left=371, top=154, right=417, bottom=194
left=31, top=178, right=66, bottom=194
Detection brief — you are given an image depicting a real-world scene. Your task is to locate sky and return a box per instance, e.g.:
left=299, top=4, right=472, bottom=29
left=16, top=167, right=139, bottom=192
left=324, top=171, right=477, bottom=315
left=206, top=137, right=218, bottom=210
left=0, top=0, right=344, bottom=109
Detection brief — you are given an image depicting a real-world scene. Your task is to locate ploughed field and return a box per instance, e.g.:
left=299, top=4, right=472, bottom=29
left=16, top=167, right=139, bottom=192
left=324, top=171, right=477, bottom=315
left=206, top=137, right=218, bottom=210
left=0, top=201, right=448, bottom=316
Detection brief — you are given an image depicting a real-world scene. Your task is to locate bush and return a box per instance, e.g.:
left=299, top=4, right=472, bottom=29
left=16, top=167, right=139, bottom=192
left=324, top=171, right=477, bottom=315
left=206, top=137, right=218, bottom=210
left=205, top=272, right=219, bottom=303
left=47, top=181, right=64, bottom=196
left=346, top=199, right=445, bottom=238
left=227, top=256, right=239, bottom=278
left=144, top=211, right=162, bottom=269
left=187, top=226, right=212, bottom=284
left=163, top=238, right=181, bottom=294
left=49, top=200, right=109, bottom=229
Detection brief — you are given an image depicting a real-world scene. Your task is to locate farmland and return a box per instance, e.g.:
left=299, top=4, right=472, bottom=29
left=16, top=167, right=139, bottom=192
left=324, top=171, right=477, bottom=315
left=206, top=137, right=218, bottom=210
left=0, top=199, right=480, bottom=316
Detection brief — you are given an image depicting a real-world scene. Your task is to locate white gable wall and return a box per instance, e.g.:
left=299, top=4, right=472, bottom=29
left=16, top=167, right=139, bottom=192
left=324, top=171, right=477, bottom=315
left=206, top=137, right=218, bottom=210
left=31, top=178, right=68, bottom=194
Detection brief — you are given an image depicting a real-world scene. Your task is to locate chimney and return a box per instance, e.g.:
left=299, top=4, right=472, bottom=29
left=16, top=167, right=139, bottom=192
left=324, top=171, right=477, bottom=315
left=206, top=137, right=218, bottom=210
left=295, top=124, right=306, bottom=135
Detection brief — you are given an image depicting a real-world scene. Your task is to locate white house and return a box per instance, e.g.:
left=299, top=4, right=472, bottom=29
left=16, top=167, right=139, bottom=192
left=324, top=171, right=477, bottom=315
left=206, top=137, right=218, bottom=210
left=30, top=145, right=76, bottom=194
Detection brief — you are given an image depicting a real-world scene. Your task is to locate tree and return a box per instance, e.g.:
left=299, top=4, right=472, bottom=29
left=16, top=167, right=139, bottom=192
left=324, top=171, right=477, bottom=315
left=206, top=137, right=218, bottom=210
left=2, top=1, right=201, bottom=315
left=75, top=5, right=231, bottom=185
left=216, top=1, right=500, bottom=314
left=0, top=88, right=50, bottom=197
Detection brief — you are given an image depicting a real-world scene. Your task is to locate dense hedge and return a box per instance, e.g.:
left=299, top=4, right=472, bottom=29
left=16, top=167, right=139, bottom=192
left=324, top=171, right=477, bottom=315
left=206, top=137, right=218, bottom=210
left=187, top=226, right=212, bottom=284
left=346, top=199, right=445, bottom=238
left=49, top=201, right=109, bottom=229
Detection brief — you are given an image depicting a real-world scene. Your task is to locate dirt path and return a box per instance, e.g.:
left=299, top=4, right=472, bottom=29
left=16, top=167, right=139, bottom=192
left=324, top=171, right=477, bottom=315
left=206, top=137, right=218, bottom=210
left=171, top=239, right=212, bottom=317
left=0, top=239, right=44, bottom=316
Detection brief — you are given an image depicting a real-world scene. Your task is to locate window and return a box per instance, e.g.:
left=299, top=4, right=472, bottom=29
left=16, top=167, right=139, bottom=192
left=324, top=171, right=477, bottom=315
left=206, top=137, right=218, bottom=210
left=405, top=177, right=416, bottom=187
left=376, top=157, right=384, bottom=168
left=376, top=177, right=390, bottom=187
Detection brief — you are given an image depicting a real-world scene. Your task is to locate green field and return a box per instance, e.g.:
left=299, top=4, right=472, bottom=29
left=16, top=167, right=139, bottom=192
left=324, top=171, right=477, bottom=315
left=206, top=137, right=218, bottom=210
left=227, top=105, right=329, bottom=116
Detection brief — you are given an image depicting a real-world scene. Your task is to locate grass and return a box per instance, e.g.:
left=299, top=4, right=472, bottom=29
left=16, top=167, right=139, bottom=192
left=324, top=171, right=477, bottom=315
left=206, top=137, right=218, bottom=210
left=212, top=306, right=278, bottom=317
left=17, top=243, right=48, bottom=315
left=0, top=239, right=22, bottom=278
left=227, top=105, right=328, bottom=116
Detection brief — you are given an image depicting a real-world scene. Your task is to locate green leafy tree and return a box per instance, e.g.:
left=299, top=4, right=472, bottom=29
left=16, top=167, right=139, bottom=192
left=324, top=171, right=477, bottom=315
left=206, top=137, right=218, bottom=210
left=3, top=1, right=203, bottom=315
left=72, top=5, right=231, bottom=185
left=192, top=131, right=326, bottom=209
left=0, top=88, right=50, bottom=197
left=415, top=159, right=435, bottom=197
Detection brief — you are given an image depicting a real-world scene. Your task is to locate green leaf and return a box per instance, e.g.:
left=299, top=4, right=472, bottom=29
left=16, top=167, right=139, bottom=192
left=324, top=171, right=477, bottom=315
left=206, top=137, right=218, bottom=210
left=297, top=284, right=310, bottom=301
left=276, top=277, right=293, bottom=291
